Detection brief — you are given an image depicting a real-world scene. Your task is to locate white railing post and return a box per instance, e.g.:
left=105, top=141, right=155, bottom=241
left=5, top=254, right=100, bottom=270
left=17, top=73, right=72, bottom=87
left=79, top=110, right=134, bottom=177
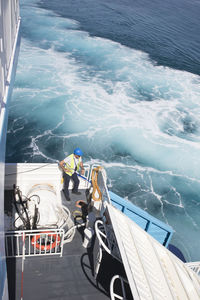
left=20, top=232, right=26, bottom=300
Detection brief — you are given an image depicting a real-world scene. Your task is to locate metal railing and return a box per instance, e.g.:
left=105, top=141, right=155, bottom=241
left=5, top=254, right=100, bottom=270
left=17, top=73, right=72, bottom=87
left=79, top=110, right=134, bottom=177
left=95, top=220, right=121, bottom=262
left=5, top=229, right=65, bottom=258
left=186, top=262, right=200, bottom=277
left=94, top=220, right=122, bottom=280
left=110, top=275, right=132, bottom=300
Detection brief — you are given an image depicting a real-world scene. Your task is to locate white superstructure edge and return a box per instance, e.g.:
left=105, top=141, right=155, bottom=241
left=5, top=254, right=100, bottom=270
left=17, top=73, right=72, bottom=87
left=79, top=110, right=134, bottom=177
left=0, top=1, right=21, bottom=299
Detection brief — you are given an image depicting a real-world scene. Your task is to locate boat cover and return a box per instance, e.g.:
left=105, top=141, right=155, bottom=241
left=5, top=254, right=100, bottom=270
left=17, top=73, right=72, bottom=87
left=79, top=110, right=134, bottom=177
left=107, top=203, right=200, bottom=300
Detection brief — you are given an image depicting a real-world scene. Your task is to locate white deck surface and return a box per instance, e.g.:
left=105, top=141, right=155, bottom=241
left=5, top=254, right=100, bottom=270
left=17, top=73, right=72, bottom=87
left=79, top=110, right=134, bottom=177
left=107, top=203, right=200, bottom=300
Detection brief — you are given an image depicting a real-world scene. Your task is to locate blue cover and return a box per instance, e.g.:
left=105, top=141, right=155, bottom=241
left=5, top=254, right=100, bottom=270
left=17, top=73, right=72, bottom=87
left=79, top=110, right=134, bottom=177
left=109, top=191, right=173, bottom=247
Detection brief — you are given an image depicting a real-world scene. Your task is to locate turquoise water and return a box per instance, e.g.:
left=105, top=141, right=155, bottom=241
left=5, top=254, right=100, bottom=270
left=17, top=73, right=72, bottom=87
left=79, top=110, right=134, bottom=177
left=6, top=0, right=200, bottom=261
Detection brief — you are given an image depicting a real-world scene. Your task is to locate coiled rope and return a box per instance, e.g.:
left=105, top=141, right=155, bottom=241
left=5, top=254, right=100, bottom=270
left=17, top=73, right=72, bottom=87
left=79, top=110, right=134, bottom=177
left=91, top=166, right=102, bottom=202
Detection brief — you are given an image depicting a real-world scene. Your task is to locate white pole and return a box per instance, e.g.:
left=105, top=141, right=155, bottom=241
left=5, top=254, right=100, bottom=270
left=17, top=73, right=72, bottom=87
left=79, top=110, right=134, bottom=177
left=21, top=232, right=26, bottom=300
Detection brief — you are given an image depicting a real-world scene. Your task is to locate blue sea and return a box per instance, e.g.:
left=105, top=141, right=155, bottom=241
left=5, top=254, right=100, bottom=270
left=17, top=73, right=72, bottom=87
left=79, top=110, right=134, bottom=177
left=6, top=0, right=200, bottom=261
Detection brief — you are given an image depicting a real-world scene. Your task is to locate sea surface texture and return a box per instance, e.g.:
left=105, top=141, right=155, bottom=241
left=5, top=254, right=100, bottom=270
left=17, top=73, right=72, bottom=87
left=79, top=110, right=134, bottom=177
left=6, top=0, right=200, bottom=261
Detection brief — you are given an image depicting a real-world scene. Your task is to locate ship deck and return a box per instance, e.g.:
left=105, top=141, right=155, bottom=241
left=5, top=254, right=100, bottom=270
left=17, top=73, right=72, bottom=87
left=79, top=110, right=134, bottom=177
left=5, top=163, right=200, bottom=300
left=5, top=189, right=126, bottom=300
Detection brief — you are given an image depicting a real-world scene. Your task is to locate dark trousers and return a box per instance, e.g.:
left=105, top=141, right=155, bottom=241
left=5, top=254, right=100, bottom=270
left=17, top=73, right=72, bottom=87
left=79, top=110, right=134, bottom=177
left=63, top=172, right=80, bottom=198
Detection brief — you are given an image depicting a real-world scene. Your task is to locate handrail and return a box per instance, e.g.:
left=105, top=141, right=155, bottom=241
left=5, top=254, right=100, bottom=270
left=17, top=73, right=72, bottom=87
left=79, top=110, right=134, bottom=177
left=94, top=246, right=103, bottom=279
left=95, top=220, right=111, bottom=254
left=95, top=219, right=121, bottom=262
left=110, top=275, right=131, bottom=300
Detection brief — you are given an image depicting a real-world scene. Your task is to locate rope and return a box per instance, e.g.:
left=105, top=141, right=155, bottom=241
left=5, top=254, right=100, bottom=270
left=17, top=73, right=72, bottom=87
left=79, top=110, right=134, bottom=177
left=72, top=210, right=83, bottom=220
left=60, top=205, right=77, bottom=243
left=5, top=163, right=52, bottom=176
left=63, top=223, right=86, bottom=245
left=91, top=166, right=102, bottom=202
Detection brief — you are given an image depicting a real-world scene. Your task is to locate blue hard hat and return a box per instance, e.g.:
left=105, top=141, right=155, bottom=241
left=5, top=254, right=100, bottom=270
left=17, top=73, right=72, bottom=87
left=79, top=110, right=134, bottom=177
left=74, top=147, right=83, bottom=156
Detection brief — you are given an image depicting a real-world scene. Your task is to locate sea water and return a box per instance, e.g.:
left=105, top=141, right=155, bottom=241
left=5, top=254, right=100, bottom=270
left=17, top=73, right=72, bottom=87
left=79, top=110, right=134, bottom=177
left=6, top=0, right=200, bottom=261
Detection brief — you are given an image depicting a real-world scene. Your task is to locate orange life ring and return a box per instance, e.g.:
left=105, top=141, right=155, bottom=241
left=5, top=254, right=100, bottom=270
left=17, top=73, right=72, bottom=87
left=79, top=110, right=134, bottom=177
left=31, top=231, right=61, bottom=251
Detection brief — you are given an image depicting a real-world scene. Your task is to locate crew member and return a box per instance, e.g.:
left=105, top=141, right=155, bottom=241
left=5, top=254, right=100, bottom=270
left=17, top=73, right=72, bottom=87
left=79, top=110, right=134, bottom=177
left=59, top=148, right=85, bottom=201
